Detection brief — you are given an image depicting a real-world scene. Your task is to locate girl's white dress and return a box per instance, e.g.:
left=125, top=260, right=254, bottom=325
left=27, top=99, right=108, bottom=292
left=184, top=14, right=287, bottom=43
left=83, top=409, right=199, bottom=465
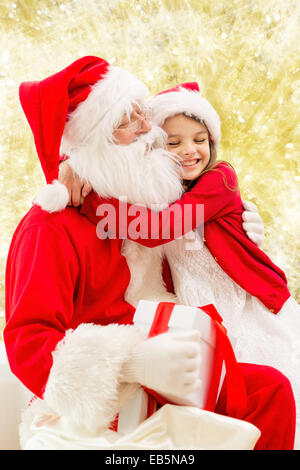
left=164, top=231, right=300, bottom=448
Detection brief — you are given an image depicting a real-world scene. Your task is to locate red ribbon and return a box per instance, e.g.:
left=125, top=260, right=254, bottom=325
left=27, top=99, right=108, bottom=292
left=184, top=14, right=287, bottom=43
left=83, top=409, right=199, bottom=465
left=199, top=304, right=247, bottom=416
left=148, top=301, right=174, bottom=337
left=144, top=302, right=247, bottom=417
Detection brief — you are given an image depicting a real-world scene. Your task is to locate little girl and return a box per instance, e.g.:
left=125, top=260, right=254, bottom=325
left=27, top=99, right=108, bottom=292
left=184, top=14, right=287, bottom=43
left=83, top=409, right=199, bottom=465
left=60, top=82, right=300, bottom=445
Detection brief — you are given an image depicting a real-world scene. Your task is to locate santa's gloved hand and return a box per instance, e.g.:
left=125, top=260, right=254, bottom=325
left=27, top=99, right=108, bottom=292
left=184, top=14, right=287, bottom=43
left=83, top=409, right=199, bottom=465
left=121, top=330, right=202, bottom=397
left=242, top=200, right=264, bottom=248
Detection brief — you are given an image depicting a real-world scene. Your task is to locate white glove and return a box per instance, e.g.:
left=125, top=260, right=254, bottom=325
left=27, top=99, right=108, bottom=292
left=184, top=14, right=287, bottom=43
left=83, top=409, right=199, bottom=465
left=242, top=200, right=264, bottom=248
left=121, top=330, right=202, bottom=397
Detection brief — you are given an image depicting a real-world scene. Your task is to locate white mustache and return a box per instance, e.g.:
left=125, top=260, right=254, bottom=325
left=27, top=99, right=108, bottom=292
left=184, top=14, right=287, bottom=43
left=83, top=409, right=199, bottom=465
left=132, top=124, right=167, bottom=149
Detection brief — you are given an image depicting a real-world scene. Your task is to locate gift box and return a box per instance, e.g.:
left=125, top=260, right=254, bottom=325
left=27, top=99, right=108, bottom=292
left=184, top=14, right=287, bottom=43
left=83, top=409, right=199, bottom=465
left=117, top=300, right=246, bottom=435
left=137, top=300, right=223, bottom=407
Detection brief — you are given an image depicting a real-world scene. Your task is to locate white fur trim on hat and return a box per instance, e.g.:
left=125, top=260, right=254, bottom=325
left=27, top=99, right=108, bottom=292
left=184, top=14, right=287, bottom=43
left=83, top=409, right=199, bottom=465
left=61, top=65, right=149, bottom=154
left=148, top=88, right=221, bottom=148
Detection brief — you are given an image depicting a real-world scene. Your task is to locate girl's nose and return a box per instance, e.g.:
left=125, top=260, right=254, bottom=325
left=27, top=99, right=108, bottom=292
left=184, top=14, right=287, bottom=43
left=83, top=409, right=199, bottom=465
left=182, top=143, right=197, bottom=157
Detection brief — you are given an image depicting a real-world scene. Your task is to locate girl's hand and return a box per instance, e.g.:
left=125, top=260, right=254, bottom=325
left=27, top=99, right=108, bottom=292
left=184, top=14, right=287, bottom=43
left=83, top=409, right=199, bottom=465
left=58, top=161, right=92, bottom=207
left=242, top=200, right=264, bottom=248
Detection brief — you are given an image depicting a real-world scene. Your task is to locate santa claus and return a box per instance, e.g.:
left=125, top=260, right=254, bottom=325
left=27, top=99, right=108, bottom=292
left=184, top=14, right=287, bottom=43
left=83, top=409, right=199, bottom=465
left=4, top=56, right=295, bottom=450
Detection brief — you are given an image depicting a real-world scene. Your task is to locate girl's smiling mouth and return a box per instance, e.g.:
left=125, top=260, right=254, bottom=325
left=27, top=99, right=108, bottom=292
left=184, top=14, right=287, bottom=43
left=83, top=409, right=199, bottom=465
left=181, top=158, right=201, bottom=168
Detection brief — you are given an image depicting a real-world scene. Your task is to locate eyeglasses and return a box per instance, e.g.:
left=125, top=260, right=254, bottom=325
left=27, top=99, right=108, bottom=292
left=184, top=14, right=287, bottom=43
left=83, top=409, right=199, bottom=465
left=116, top=107, right=152, bottom=133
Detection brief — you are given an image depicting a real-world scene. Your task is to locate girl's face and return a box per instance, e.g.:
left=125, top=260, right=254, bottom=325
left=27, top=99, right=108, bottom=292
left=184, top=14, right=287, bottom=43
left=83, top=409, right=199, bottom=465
left=162, top=114, right=210, bottom=181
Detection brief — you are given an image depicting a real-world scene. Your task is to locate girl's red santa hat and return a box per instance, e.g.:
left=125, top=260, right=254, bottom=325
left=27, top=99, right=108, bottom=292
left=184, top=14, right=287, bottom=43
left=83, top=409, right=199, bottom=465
left=148, top=82, right=221, bottom=149
left=19, top=56, right=148, bottom=212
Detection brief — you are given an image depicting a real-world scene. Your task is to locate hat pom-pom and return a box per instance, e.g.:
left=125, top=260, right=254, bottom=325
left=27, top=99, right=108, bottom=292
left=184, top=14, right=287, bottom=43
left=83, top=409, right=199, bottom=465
left=34, top=180, right=69, bottom=213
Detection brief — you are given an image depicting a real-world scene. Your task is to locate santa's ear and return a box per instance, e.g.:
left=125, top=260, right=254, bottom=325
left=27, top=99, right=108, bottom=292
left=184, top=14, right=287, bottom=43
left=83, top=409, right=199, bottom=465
left=34, top=180, right=69, bottom=213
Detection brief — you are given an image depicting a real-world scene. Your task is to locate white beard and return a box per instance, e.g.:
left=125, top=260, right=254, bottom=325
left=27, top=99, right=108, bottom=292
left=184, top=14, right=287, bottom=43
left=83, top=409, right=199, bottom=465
left=68, top=125, right=183, bottom=306
left=67, top=125, right=182, bottom=206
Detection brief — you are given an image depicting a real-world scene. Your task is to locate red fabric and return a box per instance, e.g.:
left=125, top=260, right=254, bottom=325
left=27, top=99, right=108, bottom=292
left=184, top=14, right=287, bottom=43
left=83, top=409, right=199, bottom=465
left=162, top=258, right=174, bottom=293
left=19, top=56, right=109, bottom=184
left=84, top=162, right=290, bottom=313
left=157, top=81, right=200, bottom=95
left=215, top=363, right=296, bottom=450
left=4, top=197, right=134, bottom=398
left=59, top=154, right=70, bottom=163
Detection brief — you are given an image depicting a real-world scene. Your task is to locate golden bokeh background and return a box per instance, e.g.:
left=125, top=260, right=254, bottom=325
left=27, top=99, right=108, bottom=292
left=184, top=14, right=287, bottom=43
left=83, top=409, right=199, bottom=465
left=0, top=0, right=299, bottom=335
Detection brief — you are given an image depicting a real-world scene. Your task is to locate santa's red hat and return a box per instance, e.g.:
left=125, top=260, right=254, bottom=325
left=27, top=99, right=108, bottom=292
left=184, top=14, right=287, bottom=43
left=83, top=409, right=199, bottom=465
left=19, top=56, right=148, bottom=212
left=148, top=82, right=221, bottom=148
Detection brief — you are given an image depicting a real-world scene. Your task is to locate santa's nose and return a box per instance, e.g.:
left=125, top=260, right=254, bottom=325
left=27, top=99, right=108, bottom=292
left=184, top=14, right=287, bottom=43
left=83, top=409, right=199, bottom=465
left=136, top=118, right=152, bottom=135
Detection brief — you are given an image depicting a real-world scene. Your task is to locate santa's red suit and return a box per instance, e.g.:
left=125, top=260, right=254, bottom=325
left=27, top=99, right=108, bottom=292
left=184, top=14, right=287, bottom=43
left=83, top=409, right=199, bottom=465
left=4, top=56, right=296, bottom=449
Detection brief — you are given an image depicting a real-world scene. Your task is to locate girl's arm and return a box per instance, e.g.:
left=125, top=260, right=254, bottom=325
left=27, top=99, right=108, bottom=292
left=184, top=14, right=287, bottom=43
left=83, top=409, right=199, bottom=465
left=60, top=160, right=264, bottom=247
left=94, top=163, right=241, bottom=247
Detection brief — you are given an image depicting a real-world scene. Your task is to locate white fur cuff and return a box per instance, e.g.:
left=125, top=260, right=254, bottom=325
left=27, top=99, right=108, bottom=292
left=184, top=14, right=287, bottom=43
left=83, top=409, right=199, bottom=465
left=43, top=323, right=143, bottom=433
